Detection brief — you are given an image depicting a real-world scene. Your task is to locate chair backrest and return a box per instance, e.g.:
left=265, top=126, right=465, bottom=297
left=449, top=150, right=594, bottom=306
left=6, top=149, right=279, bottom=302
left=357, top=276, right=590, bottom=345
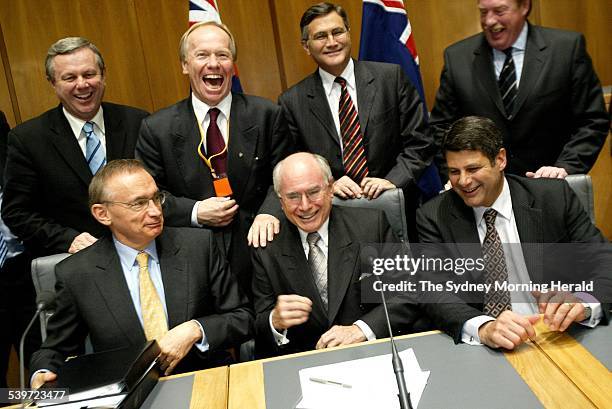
left=565, top=174, right=595, bottom=223
left=31, top=253, right=71, bottom=340
left=332, top=188, right=408, bottom=242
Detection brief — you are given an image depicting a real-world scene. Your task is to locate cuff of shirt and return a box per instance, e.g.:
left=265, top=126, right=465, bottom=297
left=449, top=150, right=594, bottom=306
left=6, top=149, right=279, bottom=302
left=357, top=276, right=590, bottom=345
left=573, top=292, right=602, bottom=327
left=269, top=312, right=289, bottom=346
left=191, top=319, right=210, bottom=352
left=353, top=320, right=376, bottom=341
left=191, top=202, right=203, bottom=227
left=30, top=369, right=49, bottom=388
left=461, top=315, right=495, bottom=345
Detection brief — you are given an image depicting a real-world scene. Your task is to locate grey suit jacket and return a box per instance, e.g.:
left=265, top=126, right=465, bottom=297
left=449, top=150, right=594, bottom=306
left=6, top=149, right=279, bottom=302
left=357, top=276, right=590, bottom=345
left=430, top=24, right=609, bottom=176
left=279, top=60, right=433, bottom=189
left=30, top=227, right=254, bottom=374
left=2, top=103, right=148, bottom=256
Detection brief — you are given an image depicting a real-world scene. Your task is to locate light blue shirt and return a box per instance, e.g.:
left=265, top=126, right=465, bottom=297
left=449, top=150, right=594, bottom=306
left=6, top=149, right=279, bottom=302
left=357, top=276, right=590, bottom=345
left=493, top=22, right=528, bottom=87
left=112, top=237, right=209, bottom=351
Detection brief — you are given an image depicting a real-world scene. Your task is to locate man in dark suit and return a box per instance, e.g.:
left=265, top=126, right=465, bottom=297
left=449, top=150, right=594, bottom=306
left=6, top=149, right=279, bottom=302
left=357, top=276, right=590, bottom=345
left=252, top=152, right=481, bottom=357
left=30, top=159, right=253, bottom=388
left=2, top=37, right=148, bottom=257
left=417, top=116, right=611, bottom=350
left=136, top=22, right=292, bottom=298
left=430, top=0, right=609, bottom=179
left=279, top=2, right=433, bottom=240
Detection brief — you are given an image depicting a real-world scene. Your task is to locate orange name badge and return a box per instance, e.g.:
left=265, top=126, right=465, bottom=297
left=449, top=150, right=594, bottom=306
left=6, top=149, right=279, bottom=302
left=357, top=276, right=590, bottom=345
left=213, top=176, right=233, bottom=197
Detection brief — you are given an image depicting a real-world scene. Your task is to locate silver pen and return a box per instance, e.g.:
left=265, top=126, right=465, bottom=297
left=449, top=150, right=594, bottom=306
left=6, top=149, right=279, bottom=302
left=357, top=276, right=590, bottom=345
left=309, top=377, right=352, bottom=388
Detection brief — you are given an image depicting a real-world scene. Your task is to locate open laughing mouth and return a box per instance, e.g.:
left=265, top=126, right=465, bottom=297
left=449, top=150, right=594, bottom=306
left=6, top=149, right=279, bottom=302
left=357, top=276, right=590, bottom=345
left=74, top=91, right=94, bottom=101
left=461, top=185, right=480, bottom=196
left=298, top=212, right=317, bottom=222
left=203, top=74, right=224, bottom=89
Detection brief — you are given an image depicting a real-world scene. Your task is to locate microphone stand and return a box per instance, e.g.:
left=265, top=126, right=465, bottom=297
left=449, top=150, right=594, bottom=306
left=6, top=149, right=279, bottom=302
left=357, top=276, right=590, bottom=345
left=20, top=302, right=44, bottom=408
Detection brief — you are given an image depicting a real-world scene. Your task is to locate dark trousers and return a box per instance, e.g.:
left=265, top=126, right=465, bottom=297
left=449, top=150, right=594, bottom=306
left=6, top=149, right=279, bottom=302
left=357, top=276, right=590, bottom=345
left=0, top=252, right=41, bottom=388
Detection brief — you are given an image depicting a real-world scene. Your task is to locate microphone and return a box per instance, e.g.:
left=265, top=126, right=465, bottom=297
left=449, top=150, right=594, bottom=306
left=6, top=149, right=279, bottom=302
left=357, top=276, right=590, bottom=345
left=376, top=275, right=413, bottom=409
left=20, top=291, right=56, bottom=392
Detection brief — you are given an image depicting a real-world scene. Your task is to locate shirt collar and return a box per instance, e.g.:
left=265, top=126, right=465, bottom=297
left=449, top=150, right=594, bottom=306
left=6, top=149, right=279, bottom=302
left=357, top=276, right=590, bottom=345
left=112, top=236, right=159, bottom=270
left=319, top=58, right=355, bottom=97
left=63, top=106, right=105, bottom=137
left=191, top=92, right=232, bottom=125
left=473, top=176, right=513, bottom=225
left=492, top=21, right=528, bottom=57
left=298, top=218, right=330, bottom=248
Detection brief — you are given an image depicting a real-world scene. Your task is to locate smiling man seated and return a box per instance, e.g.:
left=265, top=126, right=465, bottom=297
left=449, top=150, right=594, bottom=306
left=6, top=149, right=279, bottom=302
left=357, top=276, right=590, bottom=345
left=30, top=159, right=253, bottom=388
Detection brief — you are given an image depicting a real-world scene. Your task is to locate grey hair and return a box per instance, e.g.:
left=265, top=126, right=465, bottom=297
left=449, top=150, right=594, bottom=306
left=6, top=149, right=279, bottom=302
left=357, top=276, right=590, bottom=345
left=272, top=153, right=333, bottom=196
left=179, top=21, right=237, bottom=63
left=46, top=37, right=105, bottom=82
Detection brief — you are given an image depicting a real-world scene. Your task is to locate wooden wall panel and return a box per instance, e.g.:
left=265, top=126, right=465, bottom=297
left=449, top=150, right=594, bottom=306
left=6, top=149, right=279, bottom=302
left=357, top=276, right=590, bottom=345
left=0, top=0, right=153, bottom=122
left=0, top=41, right=15, bottom=127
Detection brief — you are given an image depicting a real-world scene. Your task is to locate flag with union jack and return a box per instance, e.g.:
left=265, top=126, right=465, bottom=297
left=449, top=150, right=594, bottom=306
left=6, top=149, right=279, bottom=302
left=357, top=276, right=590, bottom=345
left=188, top=0, right=243, bottom=93
left=359, top=0, right=441, bottom=199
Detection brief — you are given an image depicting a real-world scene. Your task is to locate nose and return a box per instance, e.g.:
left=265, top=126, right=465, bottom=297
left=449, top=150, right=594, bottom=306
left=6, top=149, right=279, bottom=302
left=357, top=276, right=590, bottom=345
left=146, top=199, right=163, bottom=215
left=207, top=54, right=220, bottom=68
left=456, top=171, right=471, bottom=187
left=75, top=76, right=90, bottom=88
left=298, top=192, right=312, bottom=210
left=482, top=11, right=496, bottom=28
left=326, top=33, right=339, bottom=47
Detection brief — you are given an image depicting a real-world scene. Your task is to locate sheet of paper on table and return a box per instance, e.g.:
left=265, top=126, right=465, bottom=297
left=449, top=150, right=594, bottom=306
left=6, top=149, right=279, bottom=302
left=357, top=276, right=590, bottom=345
left=296, top=348, right=429, bottom=409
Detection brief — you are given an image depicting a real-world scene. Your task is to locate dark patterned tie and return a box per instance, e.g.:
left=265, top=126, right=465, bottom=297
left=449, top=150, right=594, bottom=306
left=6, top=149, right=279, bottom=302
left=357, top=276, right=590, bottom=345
left=335, top=77, right=369, bottom=184
left=498, top=48, right=517, bottom=118
left=482, top=209, right=512, bottom=317
left=307, top=232, right=328, bottom=310
left=204, top=108, right=227, bottom=176
left=0, top=229, right=8, bottom=269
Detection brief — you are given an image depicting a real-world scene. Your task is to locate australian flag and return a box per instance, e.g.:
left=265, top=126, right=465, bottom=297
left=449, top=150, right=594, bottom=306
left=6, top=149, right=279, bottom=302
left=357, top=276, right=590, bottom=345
left=359, top=0, right=441, bottom=200
left=189, top=0, right=243, bottom=93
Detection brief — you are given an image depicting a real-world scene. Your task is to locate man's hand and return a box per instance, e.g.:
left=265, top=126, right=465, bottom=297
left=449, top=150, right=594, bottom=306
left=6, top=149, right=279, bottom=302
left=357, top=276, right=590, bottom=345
left=248, top=214, right=280, bottom=248
left=196, top=197, right=238, bottom=227
left=31, top=371, right=57, bottom=389
left=271, top=295, right=312, bottom=331
left=361, top=177, right=395, bottom=199
left=525, top=166, right=568, bottom=179
left=157, top=321, right=202, bottom=376
left=316, top=325, right=367, bottom=349
left=332, top=176, right=362, bottom=199
left=532, top=290, right=586, bottom=331
left=478, top=311, right=539, bottom=350
left=68, top=232, right=97, bottom=253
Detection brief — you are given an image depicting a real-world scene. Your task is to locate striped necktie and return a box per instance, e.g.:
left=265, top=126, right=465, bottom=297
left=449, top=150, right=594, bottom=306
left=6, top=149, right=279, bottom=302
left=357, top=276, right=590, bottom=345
left=0, top=230, right=8, bottom=269
left=83, top=121, right=106, bottom=175
left=335, top=77, right=369, bottom=184
left=498, top=48, right=518, bottom=119
left=307, top=232, right=328, bottom=310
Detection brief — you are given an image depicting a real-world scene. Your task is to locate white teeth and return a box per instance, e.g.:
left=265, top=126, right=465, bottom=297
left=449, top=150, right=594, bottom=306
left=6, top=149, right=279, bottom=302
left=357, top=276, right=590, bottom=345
left=204, top=74, right=223, bottom=79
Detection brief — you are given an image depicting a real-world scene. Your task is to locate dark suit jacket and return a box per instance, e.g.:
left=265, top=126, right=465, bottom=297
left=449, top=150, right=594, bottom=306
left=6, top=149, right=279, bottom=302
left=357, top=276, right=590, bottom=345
left=2, top=103, right=148, bottom=256
left=136, top=93, right=293, bottom=296
left=279, top=60, right=433, bottom=189
left=416, top=175, right=611, bottom=332
left=30, top=227, right=254, bottom=375
left=252, top=206, right=476, bottom=356
left=430, top=24, right=609, bottom=176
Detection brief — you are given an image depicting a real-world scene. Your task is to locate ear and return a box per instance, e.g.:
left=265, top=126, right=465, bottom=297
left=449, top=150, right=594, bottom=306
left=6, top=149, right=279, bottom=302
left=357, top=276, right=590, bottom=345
left=496, top=148, right=507, bottom=172
left=181, top=60, right=189, bottom=75
left=91, top=204, right=112, bottom=226
left=302, top=40, right=311, bottom=56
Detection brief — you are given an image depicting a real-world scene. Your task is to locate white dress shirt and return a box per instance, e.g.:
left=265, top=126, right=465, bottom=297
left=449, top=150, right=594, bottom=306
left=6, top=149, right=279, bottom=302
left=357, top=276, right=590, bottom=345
left=492, top=22, right=527, bottom=86
left=63, top=106, right=106, bottom=155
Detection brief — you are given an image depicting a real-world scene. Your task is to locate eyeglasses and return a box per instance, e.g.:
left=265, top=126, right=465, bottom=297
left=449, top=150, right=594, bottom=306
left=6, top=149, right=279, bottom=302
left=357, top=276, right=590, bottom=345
left=281, top=186, right=327, bottom=204
left=102, top=191, right=166, bottom=212
left=310, top=27, right=348, bottom=43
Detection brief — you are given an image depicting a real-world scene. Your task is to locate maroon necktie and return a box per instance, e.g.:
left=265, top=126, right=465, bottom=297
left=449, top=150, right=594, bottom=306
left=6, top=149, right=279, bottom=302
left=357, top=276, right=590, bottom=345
left=205, top=108, right=227, bottom=176
left=335, top=77, right=369, bottom=183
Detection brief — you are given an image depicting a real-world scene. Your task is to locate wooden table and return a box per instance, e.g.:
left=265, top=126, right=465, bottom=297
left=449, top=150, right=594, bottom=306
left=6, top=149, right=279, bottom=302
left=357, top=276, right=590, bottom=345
left=161, top=365, right=229, bottom=409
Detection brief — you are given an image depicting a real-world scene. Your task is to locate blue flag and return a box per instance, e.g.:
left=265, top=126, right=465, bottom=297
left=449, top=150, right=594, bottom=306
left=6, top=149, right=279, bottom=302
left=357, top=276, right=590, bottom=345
left=359, top=0, right=441, bottom=200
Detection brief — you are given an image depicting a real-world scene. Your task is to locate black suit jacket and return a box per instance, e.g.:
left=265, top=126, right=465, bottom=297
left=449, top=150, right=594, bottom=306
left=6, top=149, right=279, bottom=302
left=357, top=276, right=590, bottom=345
left=416, top=175, right=611, bottom=332
left=279, top=60, right=433, bottom=189
left=2, top=103, right=148, bottom=256
left=136, top=93, right=293, bottom=295
left=430, top=24, right=609, bottom=176
left=30, top=227, right=254, bottom=375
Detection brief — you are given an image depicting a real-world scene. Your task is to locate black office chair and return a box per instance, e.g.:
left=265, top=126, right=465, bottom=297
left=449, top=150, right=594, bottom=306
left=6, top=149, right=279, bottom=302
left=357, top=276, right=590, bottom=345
left=565, top=174, right=595, bottom=224
left=332, top=188, right=409, bottom=242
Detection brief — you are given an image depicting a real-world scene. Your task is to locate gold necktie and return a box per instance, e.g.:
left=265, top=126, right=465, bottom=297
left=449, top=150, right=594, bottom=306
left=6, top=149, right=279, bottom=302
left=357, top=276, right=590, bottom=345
left=136, top=252, right=168, bottom=340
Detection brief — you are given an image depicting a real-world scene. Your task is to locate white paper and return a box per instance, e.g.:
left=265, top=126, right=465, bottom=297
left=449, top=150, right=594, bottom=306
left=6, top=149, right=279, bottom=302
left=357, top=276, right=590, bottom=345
left=296, top=348, right=429, bottom=409
left=36, top=393, right=127, bottom=409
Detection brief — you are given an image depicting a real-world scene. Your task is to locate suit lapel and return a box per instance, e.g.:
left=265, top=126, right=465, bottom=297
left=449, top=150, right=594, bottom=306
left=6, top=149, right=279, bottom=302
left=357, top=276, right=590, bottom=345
left=102, top=103, right=126, bottom=160
left=48, top=105, right=92, bottom=186
left=280, top=225, right=328, bottom=328
left=472, top=38, right=505, bottom=116
left=92, top=236, right=145, bottom=346
left=227, top=94, right=257, bottom=202
left=306, top=71, right=341, bottom=148
left=326, top=211, right=359, bottom=325
left=156, top=231, right=188, bottom=329
left=354, top=61, right=376, bottom=139
left=513, top=24, right=547, bottom=117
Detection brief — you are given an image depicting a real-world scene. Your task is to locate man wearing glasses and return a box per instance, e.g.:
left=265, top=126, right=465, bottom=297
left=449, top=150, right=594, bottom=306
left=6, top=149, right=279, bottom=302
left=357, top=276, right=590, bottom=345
left=279, top=2, right=433, bottom=241
left=31, top=159, right=253, bottom=388
left=3, top=37, right=148, bottom=258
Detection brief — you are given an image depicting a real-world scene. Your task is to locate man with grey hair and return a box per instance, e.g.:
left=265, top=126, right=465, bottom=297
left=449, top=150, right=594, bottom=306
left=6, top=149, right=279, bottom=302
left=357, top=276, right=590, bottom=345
left=2, top=36, right=148, bottom=257
left=137, top=21, right=292, bottom=299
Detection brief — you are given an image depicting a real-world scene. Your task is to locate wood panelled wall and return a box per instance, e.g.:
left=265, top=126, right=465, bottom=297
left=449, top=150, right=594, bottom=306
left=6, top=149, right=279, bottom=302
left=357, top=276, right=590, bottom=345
left=0, top=0, right=609, bottom=233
